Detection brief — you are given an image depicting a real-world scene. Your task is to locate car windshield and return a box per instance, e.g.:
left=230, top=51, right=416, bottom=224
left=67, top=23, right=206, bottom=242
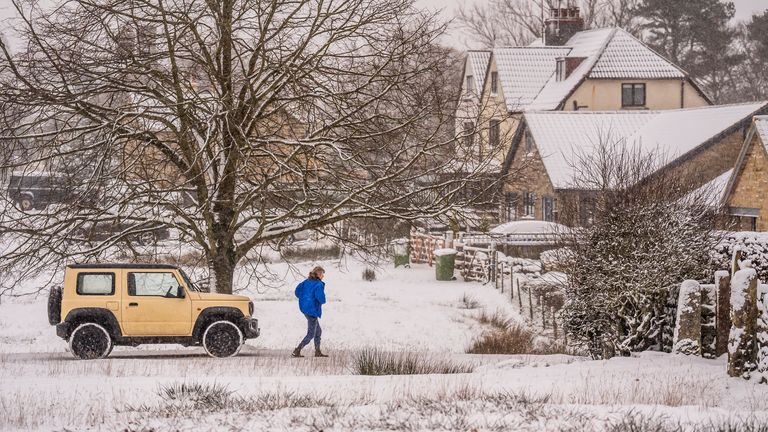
left=179, top=269, right=205, bottom=292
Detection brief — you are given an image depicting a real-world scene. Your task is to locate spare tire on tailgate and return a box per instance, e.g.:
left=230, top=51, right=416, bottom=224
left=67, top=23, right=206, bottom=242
left=48, top=286, right=62, bottom=325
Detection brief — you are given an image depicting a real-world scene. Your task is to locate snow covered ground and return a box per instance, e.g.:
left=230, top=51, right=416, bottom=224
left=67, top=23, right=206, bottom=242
left=2, top=259, right=768, bottom=431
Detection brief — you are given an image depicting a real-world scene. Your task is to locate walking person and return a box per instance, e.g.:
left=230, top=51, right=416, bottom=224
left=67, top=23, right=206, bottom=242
left=292, top=266, right=328, bottom=358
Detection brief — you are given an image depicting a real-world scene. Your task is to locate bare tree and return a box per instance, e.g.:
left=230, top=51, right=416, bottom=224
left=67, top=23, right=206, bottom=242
left=0, top=0, right=494, bottom=294
left=455, top=0, right=642, bottom=49
left=559, top=133, right=721, bottom=358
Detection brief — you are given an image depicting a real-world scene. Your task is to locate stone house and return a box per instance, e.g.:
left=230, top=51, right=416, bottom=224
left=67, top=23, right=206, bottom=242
left=500, top=102, right=768, bottom=225
left=454, top=6, right=712, bottom=172
left=719, top=116, right=768, bottom=231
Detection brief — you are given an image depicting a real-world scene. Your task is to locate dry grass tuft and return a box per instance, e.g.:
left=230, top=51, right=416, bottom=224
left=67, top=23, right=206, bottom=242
left=353, top=347, right=473, bottom=376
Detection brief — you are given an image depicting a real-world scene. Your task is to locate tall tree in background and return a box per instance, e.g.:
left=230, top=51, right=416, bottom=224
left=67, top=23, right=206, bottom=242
left=731, top=11, right=768, bottom=102
left=0, top=0, right=492, bottom=295
left=635, top=0, right=741, bottom=102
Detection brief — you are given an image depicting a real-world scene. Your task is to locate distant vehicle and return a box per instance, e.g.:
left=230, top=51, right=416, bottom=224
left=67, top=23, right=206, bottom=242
left=74, top=220, right=171, bottom=246
left=48, top=263, right=260, bottom=359
left=6, top=172, right=96, bottom=211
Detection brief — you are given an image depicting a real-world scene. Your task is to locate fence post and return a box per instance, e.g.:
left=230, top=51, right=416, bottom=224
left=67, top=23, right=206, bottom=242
left=541, top=294, right=546, bottom=329
left=715, top=270, right=731, bottom=357
left=552, top=306, right=558, bottom=339
left=510, top=269, right=514, bottom=300
left=528, top=284, right=534, bottom=321
left=490, top=242, right=497, bottom=285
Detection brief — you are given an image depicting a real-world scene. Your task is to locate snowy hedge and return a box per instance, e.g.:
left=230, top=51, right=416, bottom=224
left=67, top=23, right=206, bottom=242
left=712, top=232, right=768, bottom=282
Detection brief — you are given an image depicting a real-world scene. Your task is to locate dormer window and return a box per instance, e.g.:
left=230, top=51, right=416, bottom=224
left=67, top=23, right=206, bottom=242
left=466, top=75, right=474, bottom=93
left=556, top=59, right=566, bottom=81
left=491, top=72, right=498, bottom=95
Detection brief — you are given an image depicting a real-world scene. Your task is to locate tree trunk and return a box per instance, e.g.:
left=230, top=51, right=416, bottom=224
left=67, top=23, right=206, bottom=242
left=210, top=243, right=237, bottom=294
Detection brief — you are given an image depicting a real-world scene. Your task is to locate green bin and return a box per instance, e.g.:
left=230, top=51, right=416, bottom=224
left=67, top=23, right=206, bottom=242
left=392, top=238, right=410, bottom=268
left=434, top=248, right=457, bottom=281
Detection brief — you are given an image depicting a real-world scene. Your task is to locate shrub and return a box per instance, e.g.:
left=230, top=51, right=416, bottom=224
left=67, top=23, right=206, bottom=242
left=282, top=244, right=341, bottom=262
left=362, top=267, right=376, bottom=281
left=476, top=309, right=510, bottom=330
left=466, top=323, right=535, bottom=355
left=459, top=293, right=480, bottom=309
left=353, top=347, right=473, bottom=375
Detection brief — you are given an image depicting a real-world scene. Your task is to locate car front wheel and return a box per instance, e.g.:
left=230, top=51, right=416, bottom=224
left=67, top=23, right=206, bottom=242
left=68, top=323, right=113, bottom=360
left=202, top=320, right=243, bottom=358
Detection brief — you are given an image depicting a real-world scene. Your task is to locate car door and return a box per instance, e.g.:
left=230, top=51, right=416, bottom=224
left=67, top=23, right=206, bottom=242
left=121, top=270, right=192, bottom=336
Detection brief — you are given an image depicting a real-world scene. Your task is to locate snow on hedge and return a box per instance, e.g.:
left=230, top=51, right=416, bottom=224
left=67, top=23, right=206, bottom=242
left=713, top=232, right=768, bottom=282
left=490, top=220, right=570, bottom=235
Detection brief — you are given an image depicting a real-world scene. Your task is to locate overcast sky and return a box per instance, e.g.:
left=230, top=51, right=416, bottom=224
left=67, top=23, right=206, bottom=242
left=2, top=0, right=767, bottom=51
left=417, top=0, right=768, bottom=49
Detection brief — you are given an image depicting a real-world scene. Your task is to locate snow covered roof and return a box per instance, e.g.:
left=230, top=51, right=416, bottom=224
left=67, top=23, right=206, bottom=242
left=493, top=47, right=570, bottom=111
left=467, top=51, right=491, bottom=94
left=522, top=102, right=768, bottom=189
left=589, top=29, right=685, bottom=79
left=488, top=27, right=693, bottom=112
left=490, top=220, right=571, bottom=235
left=682, top=168, right=733, bottom=207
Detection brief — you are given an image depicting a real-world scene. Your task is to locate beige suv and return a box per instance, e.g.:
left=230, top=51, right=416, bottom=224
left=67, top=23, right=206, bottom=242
left=48, top=263, right=260, bottom=359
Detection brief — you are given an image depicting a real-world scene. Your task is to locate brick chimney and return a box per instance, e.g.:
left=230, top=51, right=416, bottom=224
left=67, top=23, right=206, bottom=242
left=544, top=5, right=585, bottom=46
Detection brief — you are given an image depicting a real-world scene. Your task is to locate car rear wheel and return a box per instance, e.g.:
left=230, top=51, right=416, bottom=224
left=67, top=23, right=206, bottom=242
left=202, top=320, right=243, bottom=358
left=68, top=323, right=113, bottom=360
left=18, top=195, right=34, bottom=211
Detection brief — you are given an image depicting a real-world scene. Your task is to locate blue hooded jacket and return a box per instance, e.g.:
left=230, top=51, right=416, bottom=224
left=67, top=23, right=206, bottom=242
left=295, top=279, right=326, bottom=318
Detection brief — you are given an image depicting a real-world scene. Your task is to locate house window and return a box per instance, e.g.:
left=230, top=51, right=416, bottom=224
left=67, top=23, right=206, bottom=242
left=556, top=59, right=565, bottom=81
left=491, top=72, right=498, bottom=94
left=466, top=75, right=474, bottom=93
left=579, top=197, right=595, bottom=226
left=463, top=122, right=474, bottom=148
left=542, top=196, right=555, bottom=222
left=489, top=120, right=501, bottom=147
left=524, top=129, right=534, bottom=153
left=622, top=83, right=646, bottom=107
left=506, top=192, right=519, bottom=221
left=523, top=192, right=535, bottom=217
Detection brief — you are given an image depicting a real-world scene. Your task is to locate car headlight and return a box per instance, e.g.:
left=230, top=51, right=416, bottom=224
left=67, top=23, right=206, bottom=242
left=248, top=301, right=254, bottom=317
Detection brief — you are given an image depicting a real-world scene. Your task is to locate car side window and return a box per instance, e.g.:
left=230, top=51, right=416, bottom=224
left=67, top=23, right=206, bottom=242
left=128, top=272, right=181, bottom=297
left=77, top=273, right=115, bottom=295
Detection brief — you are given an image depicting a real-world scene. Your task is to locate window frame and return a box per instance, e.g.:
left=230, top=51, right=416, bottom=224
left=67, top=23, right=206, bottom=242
left=466, top=75, right=474, bottom=93
left=463, top=121, right=474, bottom=148
left=523, top=192, right=535, bottom=217
left=542, top=196, right=555, bottom=222
left=489, top=119, right=501, bottom=148
left=127, top=271, right=183, bottom=298
left=556, top=59, right=565, bottom=81
left=506, top=192, right=519, bottom=221
left=76, top=272, right=116, bottom=296
left=490, top=71, right=498, bottom=94
left=621, top=83, right=646, bottom=107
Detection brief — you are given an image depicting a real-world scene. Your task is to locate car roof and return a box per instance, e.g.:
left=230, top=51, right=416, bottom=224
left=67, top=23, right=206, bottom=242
left=66, top=263, right=179, bottom=269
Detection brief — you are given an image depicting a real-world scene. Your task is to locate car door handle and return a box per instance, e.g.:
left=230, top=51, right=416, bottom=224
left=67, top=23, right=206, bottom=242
left=128, top=302, right=139, bottom=307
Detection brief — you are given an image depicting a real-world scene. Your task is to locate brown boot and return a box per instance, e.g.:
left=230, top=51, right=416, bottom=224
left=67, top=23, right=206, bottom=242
left=314, top=348, right=328, bottom=358
left=292, top=347, right=303, bottom=358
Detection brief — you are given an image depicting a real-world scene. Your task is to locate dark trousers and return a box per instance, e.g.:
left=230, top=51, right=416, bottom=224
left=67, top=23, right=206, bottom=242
left=298, top=314, right=322, bottom=350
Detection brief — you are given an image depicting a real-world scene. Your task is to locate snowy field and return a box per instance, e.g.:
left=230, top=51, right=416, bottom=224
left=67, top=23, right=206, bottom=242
left=2, top=259, right=768, bottom=431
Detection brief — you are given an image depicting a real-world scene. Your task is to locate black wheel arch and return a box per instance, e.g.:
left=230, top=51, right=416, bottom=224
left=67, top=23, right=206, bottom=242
left=62, top=308, right=123, bottom=340
left=192, top=307, right=245, bottom=340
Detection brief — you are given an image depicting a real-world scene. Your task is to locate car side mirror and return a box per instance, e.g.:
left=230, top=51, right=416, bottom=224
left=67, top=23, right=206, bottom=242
left=177, top=286, right=185, bottom=299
